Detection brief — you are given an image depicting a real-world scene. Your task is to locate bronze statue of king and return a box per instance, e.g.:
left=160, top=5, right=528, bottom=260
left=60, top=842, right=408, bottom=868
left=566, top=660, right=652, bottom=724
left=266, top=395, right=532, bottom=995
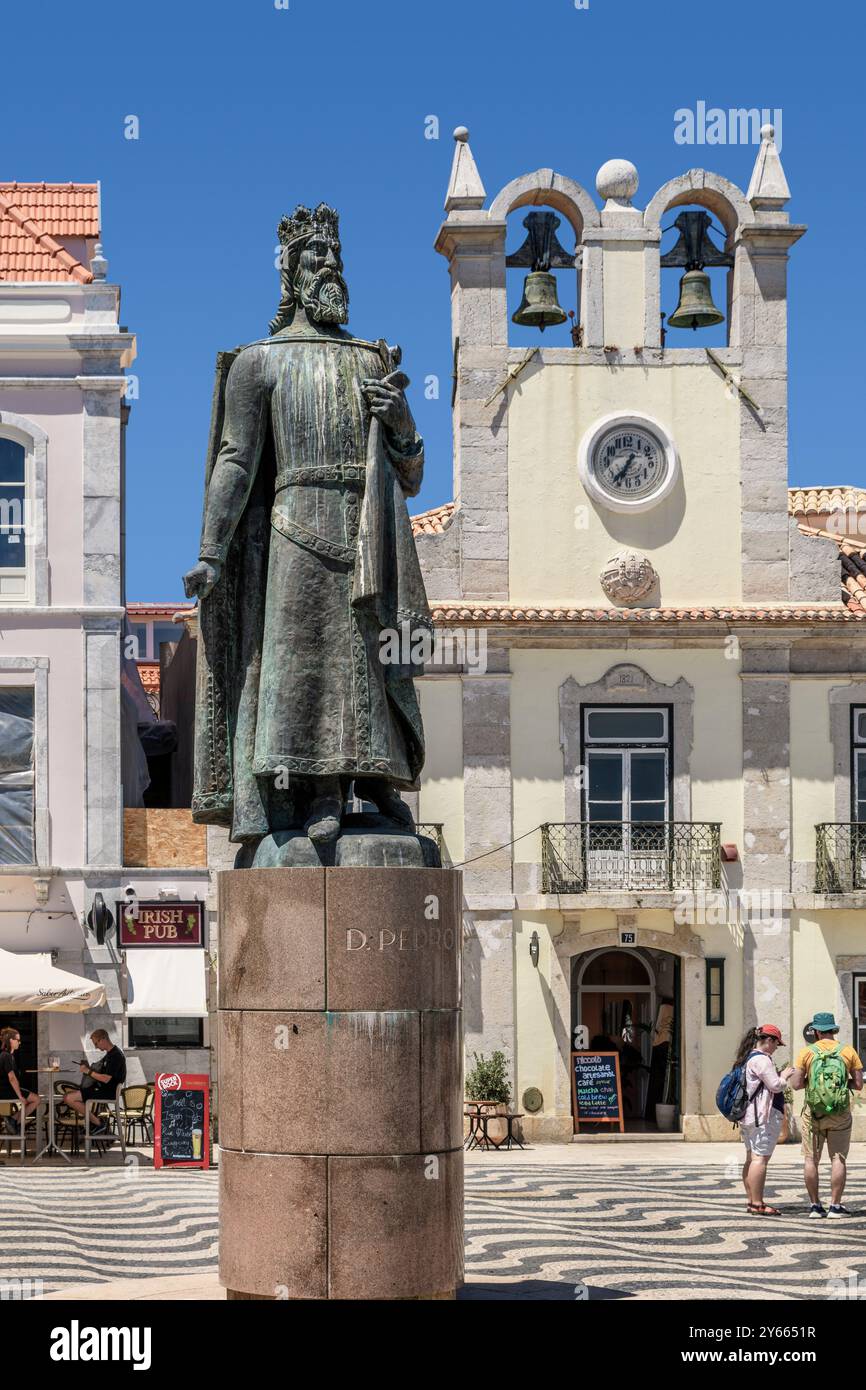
left=183, top=204, right=432, bottom=861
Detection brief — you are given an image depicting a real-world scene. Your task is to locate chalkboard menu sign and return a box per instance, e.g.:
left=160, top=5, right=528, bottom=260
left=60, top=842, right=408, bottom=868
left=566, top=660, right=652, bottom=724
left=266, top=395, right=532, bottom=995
left=571, top=1051, right=624, bottom=1133
left=154, top=1072, right=210, bottom=1169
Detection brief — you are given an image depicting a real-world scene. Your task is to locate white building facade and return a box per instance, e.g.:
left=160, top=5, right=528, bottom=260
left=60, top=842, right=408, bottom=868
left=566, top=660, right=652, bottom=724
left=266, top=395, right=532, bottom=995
left=0, top=183, right=210, bottom=1087
left=410, top=130, right=866, bottom=1140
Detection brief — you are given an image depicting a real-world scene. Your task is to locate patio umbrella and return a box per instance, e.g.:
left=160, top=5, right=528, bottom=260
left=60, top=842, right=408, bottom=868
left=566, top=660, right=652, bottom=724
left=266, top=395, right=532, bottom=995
left=0, top=948, right=105, bottom=1012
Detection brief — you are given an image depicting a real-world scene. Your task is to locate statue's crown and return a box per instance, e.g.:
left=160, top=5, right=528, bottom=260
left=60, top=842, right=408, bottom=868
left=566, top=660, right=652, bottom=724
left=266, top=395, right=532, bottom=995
left=277, top=202, right=339, bottom=250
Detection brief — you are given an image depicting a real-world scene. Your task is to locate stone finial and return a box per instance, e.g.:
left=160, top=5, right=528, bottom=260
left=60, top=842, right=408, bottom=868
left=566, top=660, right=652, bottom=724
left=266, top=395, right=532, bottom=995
left=90, top=242, right=108, bottom=281
left=747, top=124, right=790, bottom=211
left=595, top=158, right=639, bottom=207
left=445, top=126, right=486, bottom=212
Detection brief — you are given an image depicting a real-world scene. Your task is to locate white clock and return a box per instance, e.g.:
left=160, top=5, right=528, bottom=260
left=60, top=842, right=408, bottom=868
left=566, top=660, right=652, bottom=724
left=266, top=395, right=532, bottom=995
left=578, top=413, right=679, bottom=514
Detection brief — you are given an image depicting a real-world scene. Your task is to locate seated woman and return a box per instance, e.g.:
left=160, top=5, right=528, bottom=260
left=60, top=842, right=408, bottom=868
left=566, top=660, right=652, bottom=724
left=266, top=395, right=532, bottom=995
left=0, top=1027, right=41, bottom=1134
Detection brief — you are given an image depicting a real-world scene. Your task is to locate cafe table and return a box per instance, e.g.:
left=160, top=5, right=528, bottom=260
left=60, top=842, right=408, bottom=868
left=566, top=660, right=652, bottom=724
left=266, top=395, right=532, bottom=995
left=25, top=1067, right=70, bottom=1163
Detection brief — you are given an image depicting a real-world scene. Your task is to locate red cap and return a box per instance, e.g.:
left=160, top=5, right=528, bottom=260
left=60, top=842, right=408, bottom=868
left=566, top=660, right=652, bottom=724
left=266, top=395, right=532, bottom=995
left=758, top=1024, right=785, bottom=1044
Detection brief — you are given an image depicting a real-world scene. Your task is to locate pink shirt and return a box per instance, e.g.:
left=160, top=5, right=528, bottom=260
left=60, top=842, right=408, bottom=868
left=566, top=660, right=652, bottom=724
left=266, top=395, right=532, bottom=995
left=743, top=1051, right=786, bottom=1126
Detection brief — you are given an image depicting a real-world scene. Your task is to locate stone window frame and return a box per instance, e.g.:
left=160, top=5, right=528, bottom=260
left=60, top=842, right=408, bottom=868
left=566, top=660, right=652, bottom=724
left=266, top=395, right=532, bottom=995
left=0, top=656, right=49, bottom=866
left=835, top=955, right=866, bottom=1052
left=0, top=411, right=49, bottom=606
left=829, top=685, right=866, bottom=824
left=559, top=663, right=694, bottom=824
left=793, top=684, right=866, bottom=892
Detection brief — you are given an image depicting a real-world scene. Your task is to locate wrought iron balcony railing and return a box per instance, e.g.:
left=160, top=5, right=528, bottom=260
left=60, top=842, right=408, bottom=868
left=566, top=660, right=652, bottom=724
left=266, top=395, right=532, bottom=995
left=815, top=823, right=866, bottom=893
left=416, top=823, right=444, bottom=852
left=541, top=821, right=722, bottom=894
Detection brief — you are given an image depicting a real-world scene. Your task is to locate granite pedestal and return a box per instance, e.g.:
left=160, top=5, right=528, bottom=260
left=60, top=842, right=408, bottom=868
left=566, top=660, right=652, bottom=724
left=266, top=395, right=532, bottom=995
left=218, top=865, right=464, bottom=1299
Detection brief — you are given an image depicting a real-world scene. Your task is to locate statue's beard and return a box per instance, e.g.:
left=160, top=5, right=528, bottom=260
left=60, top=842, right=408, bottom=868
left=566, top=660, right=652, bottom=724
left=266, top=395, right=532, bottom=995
left=297, top=268, right=349, bottom=324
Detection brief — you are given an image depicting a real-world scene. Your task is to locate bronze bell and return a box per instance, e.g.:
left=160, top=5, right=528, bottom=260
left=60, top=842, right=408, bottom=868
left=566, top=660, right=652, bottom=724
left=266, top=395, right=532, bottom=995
left=512, top=270, right=567, bottom=331
left=666, top=268, right=725, bottom=331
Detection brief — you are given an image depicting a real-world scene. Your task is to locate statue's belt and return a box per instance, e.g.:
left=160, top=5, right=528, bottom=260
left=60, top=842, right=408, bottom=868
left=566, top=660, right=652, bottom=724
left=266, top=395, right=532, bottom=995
left=270, top=506, right=356, bottom=565
left=274, top=463, right=365, bottom=489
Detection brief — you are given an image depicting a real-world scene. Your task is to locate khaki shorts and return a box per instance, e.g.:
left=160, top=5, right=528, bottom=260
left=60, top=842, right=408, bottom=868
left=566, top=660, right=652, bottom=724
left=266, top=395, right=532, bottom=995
left=800, top=1107, right=852, bottom=1160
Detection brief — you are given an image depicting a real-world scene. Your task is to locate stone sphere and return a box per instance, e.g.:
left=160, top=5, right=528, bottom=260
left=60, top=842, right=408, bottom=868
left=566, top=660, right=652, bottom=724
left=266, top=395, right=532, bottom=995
left=595, top=158, right=639, bottom=203
left=760, top=123, right=775, bottom=141
left=453, top=126, right=470, bottom=143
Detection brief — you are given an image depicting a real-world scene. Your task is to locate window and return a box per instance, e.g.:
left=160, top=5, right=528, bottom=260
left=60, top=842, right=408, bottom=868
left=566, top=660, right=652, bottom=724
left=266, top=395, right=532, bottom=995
left=152, top=622, right=180, bottom=656
left=854, top=976, right=866, bottom=1062
left=128, top=1016, right=204, bottom=1049
left=585, top=708, right=667, bottom=743
left=581, top=705, right=672, bottom=884
left=583, top=706, right=670, bottom=826
left=0, top=687, right=34, bottom=864
left=706, top=959, right=725, bottom=1026
left=852, top=709, right=866, bottom=822
left=0, top=437, right=29, bottom=601
left=129, top=623, right=148, bottom=661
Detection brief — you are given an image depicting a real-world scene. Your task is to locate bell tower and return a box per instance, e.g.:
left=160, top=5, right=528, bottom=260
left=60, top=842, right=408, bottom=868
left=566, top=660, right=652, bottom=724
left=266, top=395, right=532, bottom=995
left=433, top=123, right=805, bottom=606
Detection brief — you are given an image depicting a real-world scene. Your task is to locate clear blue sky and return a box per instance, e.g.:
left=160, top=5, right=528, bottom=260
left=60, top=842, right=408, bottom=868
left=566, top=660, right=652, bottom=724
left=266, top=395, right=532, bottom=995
left=4, top=0, right=863, bottom=599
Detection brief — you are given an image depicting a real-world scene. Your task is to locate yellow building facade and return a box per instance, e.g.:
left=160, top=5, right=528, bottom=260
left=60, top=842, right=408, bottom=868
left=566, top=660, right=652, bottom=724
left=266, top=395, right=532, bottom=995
left=410, top=128, right=866, bottom=1141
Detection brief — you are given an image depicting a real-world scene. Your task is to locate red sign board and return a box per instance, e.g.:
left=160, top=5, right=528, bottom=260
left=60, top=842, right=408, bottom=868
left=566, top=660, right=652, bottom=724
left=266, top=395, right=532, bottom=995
left=117, top=901, right=204, bottom=947
left=154, top=1072, right=210, bottom=1170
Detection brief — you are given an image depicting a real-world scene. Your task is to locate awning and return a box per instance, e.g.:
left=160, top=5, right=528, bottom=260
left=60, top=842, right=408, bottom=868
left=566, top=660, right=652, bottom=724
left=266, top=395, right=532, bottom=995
left=126, top=948, right=208, bottom=1017
left=0, top=948, right=106, bottom=1012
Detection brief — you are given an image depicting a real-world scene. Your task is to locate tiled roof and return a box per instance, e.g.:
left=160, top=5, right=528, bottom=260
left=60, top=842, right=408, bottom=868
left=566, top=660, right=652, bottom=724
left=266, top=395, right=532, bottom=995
left=127, top=602, right=193, bottom=617
left=789, top=486, right=866, bottom=516
left=0, top=183, right=98, bottom=284
left=795, top=522, right=866, bottom=614
left=136, top=661, right=160, bottom=691
left=416, top=493, right=862, bottom=531
left=429, top=602, right=864, bottom=625
left=411, top=501, right=456, bottom=536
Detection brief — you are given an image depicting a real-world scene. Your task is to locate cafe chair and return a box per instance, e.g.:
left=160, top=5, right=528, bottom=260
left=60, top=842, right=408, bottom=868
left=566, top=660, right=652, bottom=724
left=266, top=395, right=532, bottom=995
left=0, top=1098, right=27, bottom=1164
left=54, top=1082, right=111, bottom=1160
left=84, top=1085, right=127, bottom=1165
left=122, top=1084, right=154, bottom=1145
left=55, top=1082, right=87, bottom=1156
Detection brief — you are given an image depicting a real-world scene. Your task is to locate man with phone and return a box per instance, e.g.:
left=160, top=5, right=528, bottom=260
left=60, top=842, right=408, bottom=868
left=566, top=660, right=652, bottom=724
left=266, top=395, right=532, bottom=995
left=63, top=1029, right=127, bottom=1137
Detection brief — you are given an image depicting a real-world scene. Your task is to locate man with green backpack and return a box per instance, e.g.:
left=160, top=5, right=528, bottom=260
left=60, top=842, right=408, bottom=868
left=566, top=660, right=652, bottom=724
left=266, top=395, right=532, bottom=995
left=789, top=1012, right=863, bottom=1218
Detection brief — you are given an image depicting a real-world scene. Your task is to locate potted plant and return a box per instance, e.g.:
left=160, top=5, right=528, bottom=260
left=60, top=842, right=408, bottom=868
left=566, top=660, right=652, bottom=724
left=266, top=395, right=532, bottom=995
left=775, top=1059, right=797, bottom=1143
left=655, top=1045, right=678, bottom=1131
left=465, top=1051, right=512, bottom=1144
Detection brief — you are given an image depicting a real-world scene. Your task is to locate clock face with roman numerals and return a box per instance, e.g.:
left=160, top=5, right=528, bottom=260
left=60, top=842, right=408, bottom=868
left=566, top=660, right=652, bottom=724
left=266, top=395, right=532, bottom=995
left=592, top=425, right=665, bottom=502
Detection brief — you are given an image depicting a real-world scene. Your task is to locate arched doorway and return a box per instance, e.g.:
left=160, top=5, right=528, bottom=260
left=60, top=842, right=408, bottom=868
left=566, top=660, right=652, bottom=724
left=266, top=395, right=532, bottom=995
left=572, top=947, right=680, bottom=1132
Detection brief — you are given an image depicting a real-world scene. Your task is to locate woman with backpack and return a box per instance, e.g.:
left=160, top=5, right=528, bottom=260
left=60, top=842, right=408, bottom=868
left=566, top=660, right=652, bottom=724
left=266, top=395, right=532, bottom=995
left=788, top=1012, right=863, bottom=1218
left=730, top=1024, right=793, bottom=1216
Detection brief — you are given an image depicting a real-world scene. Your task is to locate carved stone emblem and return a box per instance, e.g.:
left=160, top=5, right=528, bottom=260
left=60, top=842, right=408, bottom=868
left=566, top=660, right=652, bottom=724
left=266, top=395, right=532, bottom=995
left=600, top=549, right=657, bottom=604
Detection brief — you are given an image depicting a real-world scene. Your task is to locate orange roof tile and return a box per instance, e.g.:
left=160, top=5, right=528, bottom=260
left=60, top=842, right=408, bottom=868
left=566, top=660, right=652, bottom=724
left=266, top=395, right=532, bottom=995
left=127, top=602, right=193, bottom=617
left=137, top=661, right=161, bottom=691
left=0, top=183, right=98, bottom=284
left=789, top=486, right=866, bottom=516
left=411, top=501, right=456, bottom=536
left=429, top=602, right=864, bottom=625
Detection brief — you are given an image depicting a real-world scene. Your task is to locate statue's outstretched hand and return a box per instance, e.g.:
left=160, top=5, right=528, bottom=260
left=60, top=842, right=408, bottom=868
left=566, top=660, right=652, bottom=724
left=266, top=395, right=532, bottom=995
left=183, top=560, right=222, bottom=602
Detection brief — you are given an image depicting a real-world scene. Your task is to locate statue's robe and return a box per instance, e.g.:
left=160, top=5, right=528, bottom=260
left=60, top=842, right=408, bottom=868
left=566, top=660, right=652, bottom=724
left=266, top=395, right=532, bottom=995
left=191, top=330, right=431, bottom=843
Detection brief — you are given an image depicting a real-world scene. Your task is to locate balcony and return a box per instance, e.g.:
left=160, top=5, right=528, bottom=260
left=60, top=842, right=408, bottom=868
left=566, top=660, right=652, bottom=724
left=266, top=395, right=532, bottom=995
left=815, top=823, right=866, bottom=894
left=416, top=823, right=444, bottom=853
left=541, top=821, right=722, bottom=894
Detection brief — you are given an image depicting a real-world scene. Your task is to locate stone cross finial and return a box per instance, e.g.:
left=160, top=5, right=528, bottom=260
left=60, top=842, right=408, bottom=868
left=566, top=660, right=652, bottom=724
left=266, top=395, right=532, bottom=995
left=747, top=124, right=790, bottom=212
left=445, top=126, right=486, bottom=212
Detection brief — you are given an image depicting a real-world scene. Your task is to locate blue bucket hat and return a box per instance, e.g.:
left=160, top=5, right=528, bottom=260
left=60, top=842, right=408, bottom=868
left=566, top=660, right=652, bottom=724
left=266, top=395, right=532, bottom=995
left=810, top=1011, right=839, bottom=1033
